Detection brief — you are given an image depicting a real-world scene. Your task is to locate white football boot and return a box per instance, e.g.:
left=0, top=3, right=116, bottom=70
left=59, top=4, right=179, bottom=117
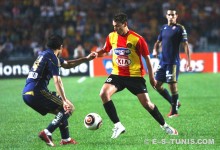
left=160, top=123, right=178, bottom=135
left=111, top=122, right=126, bottom=139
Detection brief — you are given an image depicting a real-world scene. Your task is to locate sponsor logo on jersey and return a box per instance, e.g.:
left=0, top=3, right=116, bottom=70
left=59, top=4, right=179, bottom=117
left=114, top=47, right=131, bottom=56
left=116, top=57, right=131, bottom=67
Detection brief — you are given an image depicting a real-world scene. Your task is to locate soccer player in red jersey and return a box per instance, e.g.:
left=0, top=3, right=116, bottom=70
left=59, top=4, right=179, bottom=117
left=96, top=12, right=178, bottom=139
left=152, top=8, right=192, bottom=118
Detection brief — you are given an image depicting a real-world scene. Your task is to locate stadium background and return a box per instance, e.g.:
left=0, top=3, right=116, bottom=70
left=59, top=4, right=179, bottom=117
left=0, top=0, right=219, bottom=78
left=0, top=1, right=219, bottom=149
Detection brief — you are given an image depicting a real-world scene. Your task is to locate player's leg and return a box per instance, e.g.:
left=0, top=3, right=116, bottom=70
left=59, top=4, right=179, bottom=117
left=167, top=82, right=180, bottom=117
left=38, top=90, right=77, bottom=146
left=155, top=81, right=172, bottom=104
left=155, top=65, right=172, bottom=104
left=137, top=93, right=178, bottom=135
left=58, top=113, right=77, bottom=145
left=100, top=83, right=119, bottom=123
left=126, top=77, right=164, bottom=125
left=138, top=93, right=165, bottom=125
left=99, top=75, right=125, bottom=139
left=126, top=77, right=178, bottom=135
left=39, top=110, right=72, bottom=147
left=46, top=110, right=77, bottom=145
left=166, top=64, right=181, bottom=117
left=23, top=92, right=57, bottom=147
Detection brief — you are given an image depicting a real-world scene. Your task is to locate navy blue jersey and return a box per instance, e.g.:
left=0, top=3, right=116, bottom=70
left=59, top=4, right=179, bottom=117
left=23, top=49, right=64, bottom=92
left=158, top=24, right=187, bottom=65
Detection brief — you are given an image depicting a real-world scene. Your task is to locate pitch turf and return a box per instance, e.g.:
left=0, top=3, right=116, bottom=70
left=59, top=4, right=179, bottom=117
left=0, top=73, right=219, bottom=150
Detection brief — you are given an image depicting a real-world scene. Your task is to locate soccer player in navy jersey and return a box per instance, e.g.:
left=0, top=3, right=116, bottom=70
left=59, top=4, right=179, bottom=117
left=152, top=8, right=192, bottom=118
left=22, top=34, right=97, bottom=146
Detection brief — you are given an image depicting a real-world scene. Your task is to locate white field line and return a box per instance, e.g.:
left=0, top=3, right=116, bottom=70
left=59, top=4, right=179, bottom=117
left=77, top=76, right=87, bottom=83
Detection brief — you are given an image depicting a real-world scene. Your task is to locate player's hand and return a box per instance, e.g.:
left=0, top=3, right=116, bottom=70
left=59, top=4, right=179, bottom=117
left=186, top=65, right=192, bottom=71
left=185, top=62, right=192, bottom=72
left=63, top=100, right=74, bottom=115
left=86, top=52, right=98, bottom=60
left=149, top=77, right=157, bottom=90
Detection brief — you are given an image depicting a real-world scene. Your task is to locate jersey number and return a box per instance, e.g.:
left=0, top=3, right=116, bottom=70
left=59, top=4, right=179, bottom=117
left=32, top=56, right=43, bottom=71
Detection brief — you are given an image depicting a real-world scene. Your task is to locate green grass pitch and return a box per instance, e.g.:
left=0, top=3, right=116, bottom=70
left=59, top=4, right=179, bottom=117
left=0, top=73, right=219, bottom=150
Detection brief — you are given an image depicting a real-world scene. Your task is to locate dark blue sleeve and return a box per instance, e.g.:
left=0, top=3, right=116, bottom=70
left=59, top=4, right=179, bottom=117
left=178, top=24, right=188, bottom=42
left=48, top=56, right=60, bottom=76
left=59, top=57, right=65, bottom=64
left=179, top=26, right=188, bottom=42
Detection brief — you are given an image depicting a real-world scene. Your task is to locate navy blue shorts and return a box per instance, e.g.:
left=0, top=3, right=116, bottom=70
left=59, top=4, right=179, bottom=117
left=105, top=74, right=148, bottom=95
left=155, top=64, right=179, bottom=83
left=22, top=90, right=63, bottom=116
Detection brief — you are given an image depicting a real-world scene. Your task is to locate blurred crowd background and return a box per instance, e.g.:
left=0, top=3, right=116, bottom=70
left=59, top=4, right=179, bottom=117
left=0, top=0, right=219, bottom=60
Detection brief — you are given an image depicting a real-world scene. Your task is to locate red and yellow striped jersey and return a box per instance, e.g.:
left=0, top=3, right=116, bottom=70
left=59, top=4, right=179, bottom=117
left=103, top=30, right=149, bottom=77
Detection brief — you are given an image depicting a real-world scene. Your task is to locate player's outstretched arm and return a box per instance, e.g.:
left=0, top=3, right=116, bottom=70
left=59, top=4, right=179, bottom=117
left=96, top=49, right=106, bottom=57
left=61, top=52, right=98, bottom=69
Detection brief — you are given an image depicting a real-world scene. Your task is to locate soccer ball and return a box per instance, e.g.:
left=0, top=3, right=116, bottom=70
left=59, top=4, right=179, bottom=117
left=84, top=113, right=102, bottom=130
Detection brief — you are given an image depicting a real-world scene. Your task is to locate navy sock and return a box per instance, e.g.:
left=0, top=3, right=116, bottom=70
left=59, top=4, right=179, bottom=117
left=103, top=100, right=119, bottom=124
left=171, top=94, right=178, bottom=114
left=47, top=110, right=70, bottom=134
left=159, top=89, right=172, bottom=104
left=59, top=119, right=70, bottom=139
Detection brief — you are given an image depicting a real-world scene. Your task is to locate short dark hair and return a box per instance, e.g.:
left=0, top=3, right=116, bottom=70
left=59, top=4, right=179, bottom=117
left=113, top=12, right=128, bottom=24
left=47, top=34, right=63, bottom=50
left=167, top=8, right=178, bottom=14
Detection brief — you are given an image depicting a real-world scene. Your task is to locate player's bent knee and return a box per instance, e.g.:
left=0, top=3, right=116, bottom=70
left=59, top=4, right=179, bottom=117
left=99, top=91, right=109, bottom=101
